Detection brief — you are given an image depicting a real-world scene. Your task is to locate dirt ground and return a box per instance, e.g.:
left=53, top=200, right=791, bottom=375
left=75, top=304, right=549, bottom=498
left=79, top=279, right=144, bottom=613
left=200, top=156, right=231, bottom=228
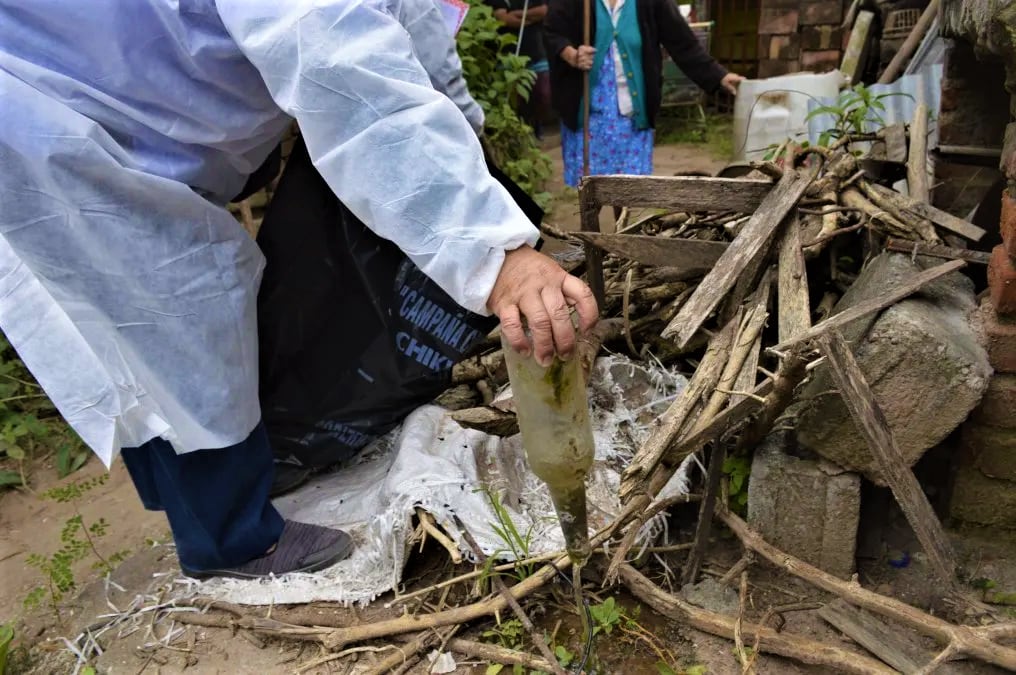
left=2, top=137, right=1015, bottom=675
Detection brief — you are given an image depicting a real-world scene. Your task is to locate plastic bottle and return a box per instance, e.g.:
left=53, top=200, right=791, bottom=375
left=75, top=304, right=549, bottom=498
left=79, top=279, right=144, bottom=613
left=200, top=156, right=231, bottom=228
left=501, top=334, right=594, bottom=564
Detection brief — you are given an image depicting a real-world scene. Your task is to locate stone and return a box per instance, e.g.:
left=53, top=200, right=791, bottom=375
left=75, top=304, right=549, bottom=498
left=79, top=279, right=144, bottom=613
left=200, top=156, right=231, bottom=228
left=680, top=578, right=739, bottom=615
left=801, top=25, right=844, bottom=51
left=799, top=0, right=842, bottom=26
left=989, top=244, right=1016, bottom=315
left=796, top=253, right=992, bottom=485
left=748, top=431, right=861, bottom=579
left=963, top=424, right=1016, bottom=481
left=800, top=49, right=841, bottom=72
left=971, top=373, right=1016, bottom=428
left=949, top=463, right=1016, bottom=529
left=759, top=8, right=798, bottom=35
left=976, top=299, right=1016, bottom=373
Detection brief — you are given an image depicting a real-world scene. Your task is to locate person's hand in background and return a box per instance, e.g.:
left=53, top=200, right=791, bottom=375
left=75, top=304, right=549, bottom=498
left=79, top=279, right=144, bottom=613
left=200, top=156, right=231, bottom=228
left=721, top=72, right=745, bottom=95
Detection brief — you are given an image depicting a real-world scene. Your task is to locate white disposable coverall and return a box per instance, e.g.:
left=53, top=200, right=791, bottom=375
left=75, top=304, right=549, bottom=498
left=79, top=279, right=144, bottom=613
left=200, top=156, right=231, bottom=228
left=0, top=0, right=538, bottom=466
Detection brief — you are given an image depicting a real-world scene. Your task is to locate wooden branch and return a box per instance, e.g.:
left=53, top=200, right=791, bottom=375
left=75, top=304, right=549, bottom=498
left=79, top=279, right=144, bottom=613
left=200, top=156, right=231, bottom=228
left=864, top=181, right=986, bottom=242
left=719, top=510, right=1016, bottom=671
left=416, top=508, right=463, bottom=564
left=663, top=168, right=815, bottom=347
left=452, top=351, right=506, bottom=385
left=841, top=187, right=917, bottom=239
left=446, top=638, right=556, bottom=672
left=817, top=331, right=958, bottom=583
left=682, top=440, right=726, bottom=585
left=580, top=175, right=773, bottom=212
left=450, top=406, right=518, bottom=437
left=908, top=103, right=930, bottom=202
left=771, top=260, right=965, bottom=351
left=777, top=213, right=811, bottom=343
left=574, top=232, right=727, bottom=273
left=819, top=600, right=930, bottom=673
left=734, top=347, right=811, bottom=455
left=859, top=181, right=941, bottom=243
left=620, top=311, right=739, bottom=500
left=619, top=565, right=896, bottom=675
left=884, top=238, right=990, bottom=264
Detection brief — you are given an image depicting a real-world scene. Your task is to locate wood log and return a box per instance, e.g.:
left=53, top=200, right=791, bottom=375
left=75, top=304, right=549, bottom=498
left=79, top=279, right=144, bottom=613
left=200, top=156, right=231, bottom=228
left=819, top=600, right=940, bottom=674
left=884, top=238, right=990, bottom=264
left=908, top=103, right=931, bottom=202
left=619, top=565, right=897, bottom=675
left=864, top=181, right=986, bottom=242
left=777, top=214, right=812, bottom=343
left=818, top=331, right=958, bottom=584
left=770, top=259, right=965, bottom=351
left=450, top=406, right=519, bottom=437
left=579, top=181, right=606, bottom=306
left=840, top=187, right=917, bottom=239
left=446, top=639, right=556, bottom=673
left=859, top=180, right=941, bottom=243
left=452, top=351, right=506, bottom=385
left=574, top=232, right=727, bottom=273
left=580, top=175, right=773, bottom=213
left=663, top=168, right=815, bottom=347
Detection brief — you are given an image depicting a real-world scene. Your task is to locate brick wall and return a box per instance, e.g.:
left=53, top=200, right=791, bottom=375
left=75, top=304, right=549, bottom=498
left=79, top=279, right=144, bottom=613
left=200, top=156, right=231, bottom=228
left=757, top=0, right=848, bottom=77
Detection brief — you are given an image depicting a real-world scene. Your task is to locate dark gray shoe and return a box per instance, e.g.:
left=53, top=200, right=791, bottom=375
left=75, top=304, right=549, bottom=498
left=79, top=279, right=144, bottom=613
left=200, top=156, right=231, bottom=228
left=182, top=521, right=354, bottom=580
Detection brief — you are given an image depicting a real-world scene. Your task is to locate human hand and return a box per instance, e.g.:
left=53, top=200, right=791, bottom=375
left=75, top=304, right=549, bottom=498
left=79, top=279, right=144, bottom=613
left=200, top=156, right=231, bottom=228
left=721, top=72, right=745, bottom=95
left=563, top=45, right=596, bottom=71
left=487, top=245, right=599, bottom=366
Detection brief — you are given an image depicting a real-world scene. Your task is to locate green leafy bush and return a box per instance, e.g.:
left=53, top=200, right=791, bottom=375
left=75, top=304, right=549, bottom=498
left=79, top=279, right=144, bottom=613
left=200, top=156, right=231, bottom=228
left=457, top=1, right=552, bottom=206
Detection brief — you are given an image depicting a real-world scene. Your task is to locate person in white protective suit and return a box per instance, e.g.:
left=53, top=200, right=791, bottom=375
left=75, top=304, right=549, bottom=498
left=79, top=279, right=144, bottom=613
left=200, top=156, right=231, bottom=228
left=0, top=0, right=598, bottom=579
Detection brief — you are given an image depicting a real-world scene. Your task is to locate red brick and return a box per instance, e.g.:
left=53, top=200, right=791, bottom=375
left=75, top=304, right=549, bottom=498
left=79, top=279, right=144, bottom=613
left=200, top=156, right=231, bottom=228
left=764, top=34, right=800, bottom=60
left=989, top=245, right=1016, bottom=315
left=1004, top=122, right=1016, bottom=182
left=962, top=424, right=1016, bottom=481
left=758, top=59, right=795, bottom=79
left=979, top=299, right=1016, bottom=373
left=759, top=8, right=798, bottom=35
left=800, top=0, right=842, bottom=25
left=972, top=374, right=1016, bottom=428
left=800, top=49, right=841, bottom=72
left=1002, top=191, right=1016, bottom=259
left=801, top=25, right=844, bottom=51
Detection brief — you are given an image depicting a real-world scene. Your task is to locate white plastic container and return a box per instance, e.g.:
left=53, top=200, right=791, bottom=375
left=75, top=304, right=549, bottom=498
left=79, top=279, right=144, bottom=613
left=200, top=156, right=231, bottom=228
left=732, top=71, right=844, bottom=162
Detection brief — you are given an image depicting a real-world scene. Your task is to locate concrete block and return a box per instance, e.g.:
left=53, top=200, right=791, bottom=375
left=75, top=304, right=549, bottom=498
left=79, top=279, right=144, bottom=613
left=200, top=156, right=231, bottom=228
left=759, top=8, right=798, bottom=35
left=971, top=373, right=1016, bottom=428
left=963, top=424, right=1016, bottom=481
left=949, top=463, right=1016, bottom=529
left=799, top=0, right=842, bottom=25
left=748, top=432, right=860, bottom=579
left=796, top=253, right=992, bottom=484
left=976, top=299, right=1016, bottom=373
left=800, top=49, right=841, bottom=72
left=989, top=245, right=1016, bottom=315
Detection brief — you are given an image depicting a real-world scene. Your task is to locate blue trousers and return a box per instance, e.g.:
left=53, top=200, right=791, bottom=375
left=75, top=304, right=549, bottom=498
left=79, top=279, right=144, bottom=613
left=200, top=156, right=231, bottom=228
left=120, top=422, right=285, bottom=572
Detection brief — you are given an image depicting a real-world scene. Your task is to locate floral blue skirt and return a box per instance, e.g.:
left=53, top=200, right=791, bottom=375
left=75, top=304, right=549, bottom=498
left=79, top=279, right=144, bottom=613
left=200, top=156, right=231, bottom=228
left=561, top=44, right=654, bottom=187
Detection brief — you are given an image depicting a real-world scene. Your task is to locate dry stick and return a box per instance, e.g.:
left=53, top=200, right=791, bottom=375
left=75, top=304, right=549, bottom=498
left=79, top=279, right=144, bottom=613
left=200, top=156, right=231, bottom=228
left=859, top=180, right=940, bottom=243
left=914, top=644, right=961, bottom=675
left=864, top=181, right=987, bottom=242
left=620, top=311, right=740, bottom=498
left=771, top=259, right=965, bottom=351
left=719, top=554, right=753, bottom=587
left=605, top=492, right=707, bottom=582
left=908, top=103, right=931, bottom=202
left=663, top=167, right=815, bottom=347
left=416, top=508, right=464, bottom=564
left=801, top=220, right=868, bottom=249
left=448, top=638, right=556, bottom=671
left=623, top=268, right=638, bottom=355
left=363, top=631, right=437, bottom=675
left=840, top=187, right=917, bottom=239
left=884, top=238, right=991, bottom=264
left=451, top=517, right=567, bottom=675
left=817, top=331, right=958, bottom=583
left=718, top=509, right=1016, bottom=671
left=619, top=565, right=896, bottom=675
left=734, top=572, right=756, bottom=675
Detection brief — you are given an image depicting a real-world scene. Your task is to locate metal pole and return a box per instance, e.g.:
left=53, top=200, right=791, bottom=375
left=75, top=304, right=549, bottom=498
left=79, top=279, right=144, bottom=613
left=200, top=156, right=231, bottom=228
left=515, top=0, right=530, bottom=58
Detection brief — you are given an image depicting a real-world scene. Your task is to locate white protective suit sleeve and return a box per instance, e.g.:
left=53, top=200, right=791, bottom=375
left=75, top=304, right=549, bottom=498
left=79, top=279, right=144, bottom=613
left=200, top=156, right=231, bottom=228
left=215, top=0, right=535, bottom=315
left=395, top=0, right=485, bottom=133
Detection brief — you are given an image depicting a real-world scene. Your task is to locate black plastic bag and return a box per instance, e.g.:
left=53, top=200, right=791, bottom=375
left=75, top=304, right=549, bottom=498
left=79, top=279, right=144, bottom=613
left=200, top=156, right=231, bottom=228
left=256, top=139, right=542, bottom=468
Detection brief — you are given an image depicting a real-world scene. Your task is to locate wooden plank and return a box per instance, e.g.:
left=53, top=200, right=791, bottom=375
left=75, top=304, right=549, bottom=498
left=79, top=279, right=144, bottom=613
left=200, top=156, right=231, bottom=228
left=777, top=213, right=812, bottom=343
left=771, top=259, right=965, bottom=351
left=866, top=181, right=986, bottom=242
left=573, top=232, right=728, bottom=271
left=841, top=10, right=875, bottom=85
left=883, top=123, right=908, bottom=163
left=818, top=331, right=958, bottom=584
left=662, top=168, right=814, bottom=347
left=907, top=103, right=930, bottom=202
left=581, top=175, right=773, bottom=213
left=885, top=238, right=990, bottom=265
left=819, top=600, right=935, bottom=674
left=578, top=179, right=606, bottom=307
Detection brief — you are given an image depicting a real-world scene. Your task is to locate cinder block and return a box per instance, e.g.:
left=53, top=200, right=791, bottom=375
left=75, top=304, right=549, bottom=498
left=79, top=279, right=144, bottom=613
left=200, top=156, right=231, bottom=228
left=800, top=49, right=841, bottom=72
left=748, top=432, right=860, bottom=579
left=962, top=424, right=1016, bottom=481
left=759, top=8, right=798, bottom=35
left=988, top=245, right=1016, bottom=315
left=971, top=374, right=1016, bottom=429
left=800, top=0, right=842, bottom=25
left=949, top=463, right=1016, bottom=529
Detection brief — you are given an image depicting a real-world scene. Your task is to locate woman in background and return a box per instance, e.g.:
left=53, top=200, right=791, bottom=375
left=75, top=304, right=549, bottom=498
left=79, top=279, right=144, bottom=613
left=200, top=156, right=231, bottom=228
left=545, top=0, right=744, bottom=186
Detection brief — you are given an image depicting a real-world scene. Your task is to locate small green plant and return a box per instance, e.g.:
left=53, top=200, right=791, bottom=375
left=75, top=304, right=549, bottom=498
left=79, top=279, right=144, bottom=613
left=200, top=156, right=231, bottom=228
left=479, top=488, right=536, bottom=586
left=722, top=454, right=751, bottom=514
left=483, top=618, right=527, bottom=675
left=805, top=84, right=911, bottom=147
left=23, top=475, right=129, bottom=621
left=0, top=622, right=13, bottom=674
left=457, top=0, right=553, bottom=207
left=589, top=596, right=623, bottom=636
